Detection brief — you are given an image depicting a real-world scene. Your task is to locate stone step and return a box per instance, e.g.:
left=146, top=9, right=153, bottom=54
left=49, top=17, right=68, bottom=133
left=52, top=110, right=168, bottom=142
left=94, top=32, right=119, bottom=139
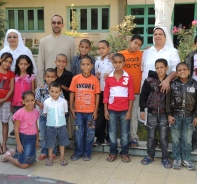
left=7, top=136, right=197, bottom=161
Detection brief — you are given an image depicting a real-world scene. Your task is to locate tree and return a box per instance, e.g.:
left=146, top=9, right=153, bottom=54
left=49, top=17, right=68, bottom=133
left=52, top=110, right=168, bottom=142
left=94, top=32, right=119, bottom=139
left=0, top=1, right=6, bottom=47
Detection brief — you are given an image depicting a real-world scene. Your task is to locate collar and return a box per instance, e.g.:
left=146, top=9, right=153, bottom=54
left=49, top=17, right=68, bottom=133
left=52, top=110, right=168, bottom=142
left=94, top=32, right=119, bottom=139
left=151, top=44, right=168, bottom=51
left=43, top=82, right=49, bottom=88
left=98, top=55, right=109, bottom=61
left=51, top=33, right=63, bottom=39
left=50, top=96, right=60, bottom=102
left=109, top=70, right=129, bottom=77
left=55, top=67, right=68, bottom=77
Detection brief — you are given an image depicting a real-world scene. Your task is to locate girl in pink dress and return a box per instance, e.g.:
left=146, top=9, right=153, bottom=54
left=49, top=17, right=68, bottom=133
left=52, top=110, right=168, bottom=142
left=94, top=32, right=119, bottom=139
left=1, top=91, right=39, bottom=169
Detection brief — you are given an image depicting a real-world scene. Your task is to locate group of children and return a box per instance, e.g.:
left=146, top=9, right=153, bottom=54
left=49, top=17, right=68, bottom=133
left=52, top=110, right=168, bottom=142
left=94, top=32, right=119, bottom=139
left=0, top=35, right=197, bottom=171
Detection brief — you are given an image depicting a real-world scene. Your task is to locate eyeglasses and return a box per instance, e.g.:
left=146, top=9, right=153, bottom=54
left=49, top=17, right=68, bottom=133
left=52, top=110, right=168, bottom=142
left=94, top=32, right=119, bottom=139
left=7, top=36, right=18, bottom=39
left=52, top=21, right=62, bottom=25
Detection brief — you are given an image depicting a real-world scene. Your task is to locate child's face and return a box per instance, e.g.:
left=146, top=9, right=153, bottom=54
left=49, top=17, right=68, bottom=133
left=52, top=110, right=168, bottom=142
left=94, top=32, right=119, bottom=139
left=155, top=62, right=168, bottom=78
left=98, top=43, right=110, bottom=58
left=18, top=59, right=30, bottom=73
left=176, top=64, right=190, bottom=80
left=112, top=56, right=125, bottom=71
left=128, top=39, right=142, bottom=52
left=0, top=57, right=12, bottom=70
left=80, top=58, right=93, bottom=75
left=44, top=72, right=57, bottom=85
left=22, top=94, right=35, bottom=111
left=49, top=86, right=61, bottom=100
left=55, top=56, right=67, bottom=70
left=79, top=42, right=91, bottom=57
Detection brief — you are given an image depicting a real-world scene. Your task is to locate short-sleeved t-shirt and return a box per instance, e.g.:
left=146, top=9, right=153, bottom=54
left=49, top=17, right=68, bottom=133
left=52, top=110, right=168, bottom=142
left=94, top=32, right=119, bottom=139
left=69, top=74, right=101, bottom=113
left=119, top=50, right=143, bottom=94
left=12, top=108, right=39, bottom=135
left=0, top=70, right=14, bottom=102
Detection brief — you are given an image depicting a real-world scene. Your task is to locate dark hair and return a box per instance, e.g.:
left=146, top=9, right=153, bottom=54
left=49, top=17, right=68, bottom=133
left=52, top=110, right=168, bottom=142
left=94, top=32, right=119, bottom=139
left=49, top=80, right=62, bottom=90
left=79, top=39, right=91, bottom=47
left=0, top=52, right=13, bottom=66
left=51, top=14, right=63, bottom=23
left=22, top=90, right=35, bottom=100
left=113, top=53, right=125, bottom=61
left=15, top=55, right=34, bottom=77
left=81, top=55, right=93, bottom=64
left=176, top=62, right=189, bottom=71
left=155, top=58, right=168, bottom=67
left=194, top=35, right=197, bottom=44
left=56, top=53, right=67, bottom=61
left=131, top=34, right=144, bottom=45
left=153, top=27, right=166, bottom=37
left=44, top=68, right=57, bottom=76
left=99, top=40, right=109, bottom=47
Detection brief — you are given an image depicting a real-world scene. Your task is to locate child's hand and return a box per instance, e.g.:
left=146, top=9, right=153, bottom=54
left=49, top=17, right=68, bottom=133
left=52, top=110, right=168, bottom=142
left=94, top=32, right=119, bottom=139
left=140, top=112, right=146, bottom=120
left=168, top=115, right=175, bottom=124
left=70, top=108, right=76, bottom=119
left=39, top=103, right=44, bottom=109
left=17, top=144, right=23, bottom=154
left=10, top=105, right=14, bottom=113
left=104, top=110, right=110, bottom=120
left=36, top=140, right=39, bottom=149
left=103, top=73, right=109, bottom=79
left=95, top=72, right=101, bottom=78
left=39, top=84, right=45, bottom=88
left=125, top=111, right=131, bottom=120
left=92, top=111, right=98, bottom=120
left=0, top=98, right=5, bottom=107
left=193, top=118, right=197, bottom=126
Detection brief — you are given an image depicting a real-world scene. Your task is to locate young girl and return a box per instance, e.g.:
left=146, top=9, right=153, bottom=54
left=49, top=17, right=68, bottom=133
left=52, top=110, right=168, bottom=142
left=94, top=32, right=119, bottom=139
left=0, top=52, right=14, bottom=154
left=166, top=63, right=197, bottom=171
left=1, top=91, right=39, bottom=169
left=10, top=55, right=35, bottom=136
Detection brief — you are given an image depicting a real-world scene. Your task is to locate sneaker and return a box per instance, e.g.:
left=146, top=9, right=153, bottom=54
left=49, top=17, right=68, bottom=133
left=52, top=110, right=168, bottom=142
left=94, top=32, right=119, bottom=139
left=182, top=160, right=196, bottom=171
left=173, top=160, right=182, bottom=170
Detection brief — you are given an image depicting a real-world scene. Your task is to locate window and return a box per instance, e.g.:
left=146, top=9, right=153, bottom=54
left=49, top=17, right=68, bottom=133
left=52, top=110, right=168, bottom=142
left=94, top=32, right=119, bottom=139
left=67, top=6, right=109, bottom=32
left=6, top=8, right=44, bottom=32
left=127, top=5, right=155, bottom=48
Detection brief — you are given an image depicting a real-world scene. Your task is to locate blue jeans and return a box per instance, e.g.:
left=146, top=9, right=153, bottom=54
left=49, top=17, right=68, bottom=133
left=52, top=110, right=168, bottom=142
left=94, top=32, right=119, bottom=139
left=171, top=115, right=194, bottom=161
left=39, top=115, right=56, bottom=156
left=74, top=112, right=95, bottom=157
left=108, top=110, right=130, bottom=155
left=146, top=113, right=169, bottom=160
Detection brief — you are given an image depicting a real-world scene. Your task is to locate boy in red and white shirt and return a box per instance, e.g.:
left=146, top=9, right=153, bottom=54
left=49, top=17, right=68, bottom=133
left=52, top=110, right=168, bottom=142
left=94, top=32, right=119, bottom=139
left=103, top=53, right=134, bottom=163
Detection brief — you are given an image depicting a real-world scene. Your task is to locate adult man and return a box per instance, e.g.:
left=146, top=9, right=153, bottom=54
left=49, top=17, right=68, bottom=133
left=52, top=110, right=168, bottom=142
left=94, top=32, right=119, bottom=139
left=37, top=14, right=75, bottom=86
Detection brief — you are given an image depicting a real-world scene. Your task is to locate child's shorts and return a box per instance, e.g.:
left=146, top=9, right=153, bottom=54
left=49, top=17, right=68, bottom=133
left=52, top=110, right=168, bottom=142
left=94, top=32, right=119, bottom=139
left=0, top=102, right=11, bottom=123
left=14, top=133, right=37, bottom=164
left=46, top=125, right=70, bottom=148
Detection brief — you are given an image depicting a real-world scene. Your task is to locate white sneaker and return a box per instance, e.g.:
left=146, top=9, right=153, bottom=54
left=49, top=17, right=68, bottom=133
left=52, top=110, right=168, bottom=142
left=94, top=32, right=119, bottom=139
left=182, top=160, right=196, bottom=171
left=173, top=160, right=181, bottom=170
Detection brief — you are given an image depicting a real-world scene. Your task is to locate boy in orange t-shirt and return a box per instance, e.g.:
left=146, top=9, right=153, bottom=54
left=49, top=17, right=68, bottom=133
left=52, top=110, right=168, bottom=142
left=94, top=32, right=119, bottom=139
left=119, top=34, right=143, bottom=147
left=69, top=55, right=100, bottom=161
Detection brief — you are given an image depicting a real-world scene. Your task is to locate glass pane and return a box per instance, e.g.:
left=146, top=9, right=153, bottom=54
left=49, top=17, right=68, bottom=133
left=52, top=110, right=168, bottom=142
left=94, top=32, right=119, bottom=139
left=38, top=10, right=44, bottom=30
left=18, top=10, right=24, bottom=30
left=91, top=9, right=98, bottom=30
left=147, top=27, right=155, bottom=34
left=134, top=18, right=144, bottom=24
left=148, top=36, right=153, bottom=44
left=80, top=9, right=87, bottom=30
left=102, top=8, right=109, bottom=29
left=8, top=10, right=15, bottom=28
left=148, top=7, right=155, bottom=15
left=131, top=8, right=144, bottom=15
left=148, top=17, right=155, bottom=24
left=132, top=27, right=144, bottom=34
left=28, top=10, right=34, bottom=30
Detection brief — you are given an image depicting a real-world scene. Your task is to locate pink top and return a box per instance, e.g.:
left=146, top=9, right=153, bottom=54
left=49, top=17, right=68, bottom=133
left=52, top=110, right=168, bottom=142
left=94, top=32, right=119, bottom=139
left=12, top=108, right=39, bottom=135
left=12, top=74, right=35, bottom=106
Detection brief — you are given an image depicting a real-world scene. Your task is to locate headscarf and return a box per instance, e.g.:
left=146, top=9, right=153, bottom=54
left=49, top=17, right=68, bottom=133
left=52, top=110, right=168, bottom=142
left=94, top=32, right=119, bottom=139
left=153, top=26, right=173, bottom=47
left=4, top=29, right=25, bottom=49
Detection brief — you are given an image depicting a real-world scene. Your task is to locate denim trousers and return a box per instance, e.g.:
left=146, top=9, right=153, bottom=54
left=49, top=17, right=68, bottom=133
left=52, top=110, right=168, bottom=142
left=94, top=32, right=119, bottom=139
left=39, top=115, right=56, bottom=156
left=146, top=113, right=169, bottom=160
left=108, top=110, right=130, bottom=155
left=171, top=115, right=194, bottom=161
left=74, top=112, right=95, bottom=157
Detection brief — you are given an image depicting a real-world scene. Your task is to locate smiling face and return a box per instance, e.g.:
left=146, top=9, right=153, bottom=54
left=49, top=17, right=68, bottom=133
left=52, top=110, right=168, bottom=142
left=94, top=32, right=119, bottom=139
left=153, top=28, right=166, bottom=46
left=44, top=71, right=57, bottom=85
left=0, top=57, right=13, bottom=71
left=98, top=42, right=110, bottom=59
left=78, top=42, right=91, bottom=57
left=7, top=32, right=18, bottom=48
left=55, top=55, right=67, bottom=70
left=176, top=64, right=190, bottom=81
left=49, top=86, right=61, bottom=100
left=80, top=58, right=93, bottom=75
left=22, top=94, right=36, bottom=111
left=51, top=16, right=64, bottom=35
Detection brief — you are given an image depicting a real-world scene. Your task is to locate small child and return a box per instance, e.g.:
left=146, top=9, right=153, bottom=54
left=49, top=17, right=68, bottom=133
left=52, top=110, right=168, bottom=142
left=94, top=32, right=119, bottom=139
left=1, top=91, right=39, bottom=169
left=140, top=58, right=172, bottom=168
left=71, top=39, right=95, bottom=76
left=69, top=55, right=100, bottom=161
left=167, top=62, right=197, bottom=171
left=103, top=53, right=134, bottom=163
left=119, top=34, right=143, bottom=147
left=0, top=52, right=14, bottom=154
left=43, top=81, right=70, bottom=166
left=94, top=40, right=114, bottom=147
left=35, top=68, right=64, bottom=160
left=55, top=53, right=73, bottom=102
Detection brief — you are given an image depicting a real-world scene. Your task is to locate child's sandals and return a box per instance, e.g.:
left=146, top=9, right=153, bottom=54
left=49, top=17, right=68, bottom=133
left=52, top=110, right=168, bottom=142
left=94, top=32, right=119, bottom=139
left=46, top=159, right=53, bottom=166
left=61, top=159, right=68, bottom=166
left=161, top=159, right=172, bottom=169
left=107, top=154, right=116, bottom=162
left=141, top=157, right=154, bottom=165
left=121, top=154, right=130, bottom=163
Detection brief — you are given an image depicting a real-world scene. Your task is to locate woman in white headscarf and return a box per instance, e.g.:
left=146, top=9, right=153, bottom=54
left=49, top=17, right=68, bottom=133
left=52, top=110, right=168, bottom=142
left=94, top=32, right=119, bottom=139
left=0, top=29, right=37, bottom=75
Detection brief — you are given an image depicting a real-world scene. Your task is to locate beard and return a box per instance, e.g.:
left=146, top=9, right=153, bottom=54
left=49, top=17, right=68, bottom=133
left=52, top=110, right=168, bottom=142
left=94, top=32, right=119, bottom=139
left=52, top=28, right=61, bottom=34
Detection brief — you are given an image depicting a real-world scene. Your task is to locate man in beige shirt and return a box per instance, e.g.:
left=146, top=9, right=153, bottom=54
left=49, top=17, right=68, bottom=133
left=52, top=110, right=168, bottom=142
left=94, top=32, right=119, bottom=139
left=37, top=14, right=75, bottom=86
